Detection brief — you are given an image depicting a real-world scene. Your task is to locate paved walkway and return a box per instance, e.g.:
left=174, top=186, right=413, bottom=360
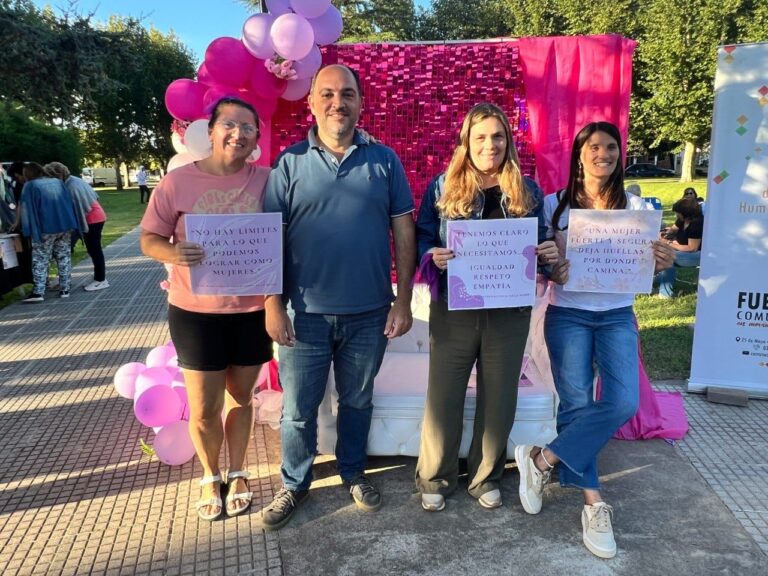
left=0, top=228, right=765, bottom=575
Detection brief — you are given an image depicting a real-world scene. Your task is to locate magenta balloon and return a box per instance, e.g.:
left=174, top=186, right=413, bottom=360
left=153, top=421, right=196, bottom=466
left=293, top=44, right=322, bottom=80
left=251, top=65, right=288, bottom=99
left=290, top=0, right=331, bottom=19
left=308, top=6, right=343, bottom=46
left=242, top=14, right=276, bottom=60
left=204, top=37, right=256, bottom=88
left=113, top=362, right=146, bottom=399
left=203, top=84, right=241, bottom=115
left=281, top=77, right=312, bottom=101
left=252, top=92, right=279, bottom=119
left=265, top=0, right=292, bottom=16
left=165, top=79, right=208, bottom=121
left=146, top=345, right=176, bottom=368
left=197, top=63, right=212, bottom=84
left=270, top=13, right=314, bottom=61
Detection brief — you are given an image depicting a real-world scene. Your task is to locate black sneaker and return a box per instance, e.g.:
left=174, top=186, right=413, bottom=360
left=261, top=487, right=308, bottom=531
left=59, top=290, right=70, bottom=299
left=345, top=475, right=382, bottom=512
left=23, top=293, right=44, bottom=303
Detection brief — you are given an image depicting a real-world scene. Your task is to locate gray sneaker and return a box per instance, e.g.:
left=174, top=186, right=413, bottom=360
left=515, top=444, right=550, bottom=515
left=582, top=502, right=617, bottom=558
left=261, top=487, right=308, bottom=531
left=345, top=475, right=382, bottom=512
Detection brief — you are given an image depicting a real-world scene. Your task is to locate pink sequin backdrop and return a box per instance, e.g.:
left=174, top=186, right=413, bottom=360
left=270, top=42, right=534, bottom=209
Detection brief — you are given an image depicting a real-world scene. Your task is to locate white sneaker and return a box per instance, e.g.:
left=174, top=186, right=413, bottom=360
left=478, top=489, right=502, bottom=509
left=515, top=444, right=550, bottom=515
left=582, top=502, right=617, bottom=559
left=421, top=493, right=445, bottom=512
left=84, top=280, right=110, bottom=291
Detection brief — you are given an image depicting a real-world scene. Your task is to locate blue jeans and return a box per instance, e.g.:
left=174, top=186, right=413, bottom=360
left=279, top=306, right=390, bottom=491
left=656, top=251, right=701, bottom=297
left=544, top=305, right=639, bottom=490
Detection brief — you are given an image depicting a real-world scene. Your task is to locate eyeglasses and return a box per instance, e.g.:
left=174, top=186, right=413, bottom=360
left=215, top=120, right=259, bottom=137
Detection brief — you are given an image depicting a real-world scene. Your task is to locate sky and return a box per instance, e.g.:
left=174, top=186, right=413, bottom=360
left=33, top=1, right=432, bottom=63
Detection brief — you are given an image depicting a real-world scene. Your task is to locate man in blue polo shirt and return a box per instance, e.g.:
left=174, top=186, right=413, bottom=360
left=261, top=64, right=416, bottom=530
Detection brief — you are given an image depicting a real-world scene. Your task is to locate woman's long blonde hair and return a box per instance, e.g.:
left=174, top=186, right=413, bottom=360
left=437, top=103, right=534, bottom=219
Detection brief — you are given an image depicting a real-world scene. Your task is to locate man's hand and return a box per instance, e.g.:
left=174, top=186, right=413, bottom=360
left=173, top=241, right=204, bottom=266
left=265, top=297, right=295, bottom=346
left=652, top=240, right=675, bottom=272
left=384, top=298, right=412, bottom=339
left=536, top=240, right=559, bottom=265
left=550, top=259, right=570, bottom=285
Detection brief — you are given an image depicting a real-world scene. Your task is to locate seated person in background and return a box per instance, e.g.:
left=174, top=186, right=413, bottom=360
left=625, top=183, right=642, bottom=197
left=656, top=197, right=703, bottom=298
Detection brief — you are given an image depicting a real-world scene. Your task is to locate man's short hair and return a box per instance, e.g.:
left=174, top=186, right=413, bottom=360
left=309, top=64, right=362, bottom=98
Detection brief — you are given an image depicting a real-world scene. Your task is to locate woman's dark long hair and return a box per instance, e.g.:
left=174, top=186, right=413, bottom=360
left=552, top=121, right=627, bottom=231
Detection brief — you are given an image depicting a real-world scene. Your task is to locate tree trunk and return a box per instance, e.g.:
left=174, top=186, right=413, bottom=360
left=679, top=141, right=696, bottom=183
left=114, top=157, right=123, bottom=190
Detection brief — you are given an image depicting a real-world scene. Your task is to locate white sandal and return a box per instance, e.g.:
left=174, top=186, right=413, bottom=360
left=226, top=470, right=253, bottom=517
left=196, top=475, right=224, bottom=521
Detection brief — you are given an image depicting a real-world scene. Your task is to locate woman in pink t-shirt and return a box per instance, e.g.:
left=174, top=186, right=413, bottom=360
left=140, top=98, right=272, bottom=521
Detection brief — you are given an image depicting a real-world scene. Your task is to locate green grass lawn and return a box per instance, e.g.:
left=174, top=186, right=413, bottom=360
left=71, top=186, right=147, bottom=266
left=628, top=177, right=707, bottom=379
left=2, top=186, right=146, bottom=307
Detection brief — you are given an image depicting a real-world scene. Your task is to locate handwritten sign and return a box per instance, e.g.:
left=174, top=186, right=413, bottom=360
left=185, top=213, right=282, bottom=295
left=446, top=218, right=538, bottom=310
left=564, top=209, right=662, bottom=293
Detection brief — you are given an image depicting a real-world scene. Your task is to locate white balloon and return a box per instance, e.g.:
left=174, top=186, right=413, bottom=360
left=183, top=119, right=212, bottom=160
left=247, top=146, right=262, bottom=163
left=171, top=131, right=187, bottom=154
left=167, top=152, right=196, bottom=172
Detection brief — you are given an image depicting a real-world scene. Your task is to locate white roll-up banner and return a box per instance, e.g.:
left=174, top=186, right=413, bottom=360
left=689, top=42, right=768, bottom=397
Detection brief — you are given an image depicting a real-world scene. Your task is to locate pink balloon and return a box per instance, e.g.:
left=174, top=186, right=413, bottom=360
left=242, top=14, right=276, bottom=60
left=165, top=340, right=176, bottom=354
left=270, top=14, right=314, bottom=61
left=290, top=0, right=331, bottom=19
left=134, top=368, right=182, bottom=428
left=172, top=385, right=191, bottom=421
left=203, top=84, right=241, bottom=115
left=281, top=77, right=312, bottom=101
left=293, top=44, right=322, bottom=80
left=204, top=37, right=256, bottom=88
left=146, top=345, right=176, bottom=368
left=197, top=63, right=212, bottom=84
left=265, top=0, right=292, bottom=16
left=153, top=421, right=196, bottom=466
left=167, top=152, right=196, bottom=172
left=308, top=6, right=343, bottom=46
left=238, top=89, right=279, bottom=119
left=113, top=362, right=146, bottom=399
left=165, top=79, right=208, bottom=121
left=251, top=64, right=288, bottom=99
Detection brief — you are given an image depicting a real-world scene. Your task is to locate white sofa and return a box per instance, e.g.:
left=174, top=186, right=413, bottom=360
left=316, top=284, right=558, bottom=458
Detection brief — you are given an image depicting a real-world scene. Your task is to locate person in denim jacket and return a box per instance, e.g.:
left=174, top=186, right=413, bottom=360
left=414, top=103, right=558, bottom=512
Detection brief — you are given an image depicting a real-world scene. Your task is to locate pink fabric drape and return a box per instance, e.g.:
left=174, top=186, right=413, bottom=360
left=596, top=319, right=689, bottom=441
left=517, top=34, right=637, bottom=195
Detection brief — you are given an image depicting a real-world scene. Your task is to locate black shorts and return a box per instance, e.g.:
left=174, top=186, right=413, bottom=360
left=168, top=304, right=273, bottom=371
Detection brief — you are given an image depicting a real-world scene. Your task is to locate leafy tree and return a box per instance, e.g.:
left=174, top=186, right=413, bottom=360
left=0, top=106, right=83, bottom=169
left=0, top=0, right=114, bottom=123
left=635, top=0, right=745, bottom=181
left=83, top=18, right=195, bottom=186
left=417, top=0, right=509, bottom=40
